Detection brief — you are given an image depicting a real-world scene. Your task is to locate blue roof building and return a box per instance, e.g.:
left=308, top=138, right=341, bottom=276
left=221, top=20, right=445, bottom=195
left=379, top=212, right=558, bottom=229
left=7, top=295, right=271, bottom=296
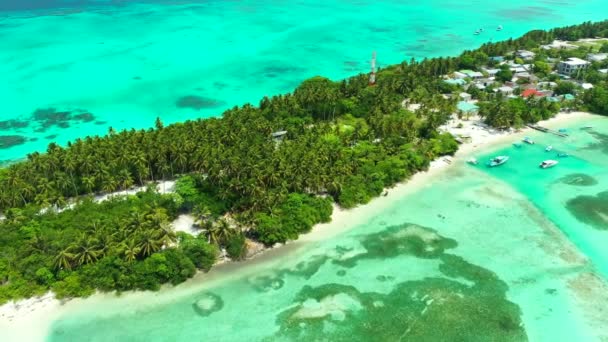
left=457, top=101, right=479, bottom=112
left=563, top=94, right=575, bottom=101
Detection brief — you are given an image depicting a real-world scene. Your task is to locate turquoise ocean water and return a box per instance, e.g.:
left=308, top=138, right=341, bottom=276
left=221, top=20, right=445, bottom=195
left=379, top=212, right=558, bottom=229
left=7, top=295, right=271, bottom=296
left=45, top=117, right=608, bottom=341
left=2, top=0, right=608, bottom=163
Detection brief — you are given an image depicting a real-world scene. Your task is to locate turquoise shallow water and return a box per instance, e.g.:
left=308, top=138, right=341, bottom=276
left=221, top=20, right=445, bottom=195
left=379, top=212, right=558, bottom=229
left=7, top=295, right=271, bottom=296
left=477, top=116, right=608, bottom=278
left=43, top=116, right=608, bottom=341
left=2, top=0, right=608, bottom=163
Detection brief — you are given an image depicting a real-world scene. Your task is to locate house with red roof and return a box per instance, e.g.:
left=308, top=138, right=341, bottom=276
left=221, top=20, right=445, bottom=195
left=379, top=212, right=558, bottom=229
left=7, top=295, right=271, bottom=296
left=521, top=88, right=545, bottom=98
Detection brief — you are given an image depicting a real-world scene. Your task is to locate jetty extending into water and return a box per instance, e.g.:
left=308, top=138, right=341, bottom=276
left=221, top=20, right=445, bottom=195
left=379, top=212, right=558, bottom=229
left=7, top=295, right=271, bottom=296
left=526, top=124, right=569, bottom=137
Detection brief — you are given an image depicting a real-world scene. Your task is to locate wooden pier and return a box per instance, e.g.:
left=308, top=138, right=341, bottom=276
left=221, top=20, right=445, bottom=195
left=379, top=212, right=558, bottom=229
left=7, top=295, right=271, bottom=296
left=526, top=124, right=568, bottom=137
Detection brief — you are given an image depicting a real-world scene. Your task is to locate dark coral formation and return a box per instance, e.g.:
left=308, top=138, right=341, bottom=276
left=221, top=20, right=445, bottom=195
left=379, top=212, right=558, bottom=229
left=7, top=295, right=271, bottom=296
left=192, top=292, right=224, bottom=317
left=559, top=173, right=598, bottom=186
left=0, top=119, right=29, bottom=130
left=0, top=135, right=27, bottom=149
left=176, top=95, right=225, bottom=110
left=31, top=108, right=96, bottom=132
left=584, top=131, right=608, bottom=155
left=566, top=191, right=608, bottom=230
left=72, top=112, right=95, bottom=123
left=248, top=223, right=527, bottom=341
left=265, top=223, right=526, bottom=341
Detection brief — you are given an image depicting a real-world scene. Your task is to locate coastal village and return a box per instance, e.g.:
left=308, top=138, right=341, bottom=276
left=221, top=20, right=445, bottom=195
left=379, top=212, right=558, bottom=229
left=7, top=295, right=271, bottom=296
left=431, top=37, right=608, bottom=161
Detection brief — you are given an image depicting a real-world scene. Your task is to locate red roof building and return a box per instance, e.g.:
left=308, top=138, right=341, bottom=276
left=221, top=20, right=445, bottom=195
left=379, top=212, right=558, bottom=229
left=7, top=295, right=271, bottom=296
left=522, top=88, right=544, bottom=98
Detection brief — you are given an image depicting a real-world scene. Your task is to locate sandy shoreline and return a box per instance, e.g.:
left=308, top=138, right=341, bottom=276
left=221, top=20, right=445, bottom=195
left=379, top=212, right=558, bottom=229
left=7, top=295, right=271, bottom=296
left=0, top=111, right=599, bottom=342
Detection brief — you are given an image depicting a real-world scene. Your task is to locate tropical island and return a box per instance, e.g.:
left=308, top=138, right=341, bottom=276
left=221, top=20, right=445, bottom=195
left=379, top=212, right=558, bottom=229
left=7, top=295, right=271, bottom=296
left=1, top=20, right=608, bottom=305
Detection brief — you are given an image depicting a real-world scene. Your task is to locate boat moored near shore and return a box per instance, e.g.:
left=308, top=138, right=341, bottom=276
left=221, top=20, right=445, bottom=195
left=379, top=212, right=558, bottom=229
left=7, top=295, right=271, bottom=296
left=488, top=156, right=509, bottom=167
left=539, top=160, right=559, bottom=169
left=523, top=137, right=535, bottom=144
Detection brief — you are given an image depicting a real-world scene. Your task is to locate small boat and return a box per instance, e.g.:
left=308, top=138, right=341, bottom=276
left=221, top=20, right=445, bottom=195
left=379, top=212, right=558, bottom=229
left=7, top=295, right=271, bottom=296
left=513, top=143, right=522, bottom=148
left=497, top=25, right=503, bottom=31
left=558, top=128, right=568, bottom=133
left=557, top=153, right=569, bottom=158
left=545, top=145, right=553, bottom=152
left=474, top=30, right=480, bottom=35
left=523, top=137, right=535, bottom=145
left=540, top=160, right=558, bottom=169
left=467, top=158, right=478, bottom=165
left=479, top=28, right=484, bottom=32
left=581, top=126, right=593, bottom=130
left=488, top=156, right=509, bottom=167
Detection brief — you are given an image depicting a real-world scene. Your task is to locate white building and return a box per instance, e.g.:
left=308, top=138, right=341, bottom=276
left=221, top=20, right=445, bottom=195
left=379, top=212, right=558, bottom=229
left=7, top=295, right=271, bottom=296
left=459, top=92, right=472, bottom=101
left=517, top=50, right=536, bottom=60
left=483, top=68, right=500, bottom=76
left=496, top=86, right=514, bottom=95
left=453, top=71, right=468, bottom=79
left=558, top=58, right=590, bottom=76
left=537, top=81, right=557, bottom=89
left=541, top=40, right=577, bottom=50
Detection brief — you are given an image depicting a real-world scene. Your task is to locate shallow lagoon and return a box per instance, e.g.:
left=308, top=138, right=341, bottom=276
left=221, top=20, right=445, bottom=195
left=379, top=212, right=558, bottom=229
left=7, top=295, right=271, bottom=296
left=46, top=116, right=608, bottom=342
left=2, top=0, right=608, bottom=163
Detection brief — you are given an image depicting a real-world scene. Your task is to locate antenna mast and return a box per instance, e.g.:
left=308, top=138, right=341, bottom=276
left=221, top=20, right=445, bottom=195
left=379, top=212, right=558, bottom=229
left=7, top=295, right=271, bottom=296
left=369, top=51, right=377, bottom=86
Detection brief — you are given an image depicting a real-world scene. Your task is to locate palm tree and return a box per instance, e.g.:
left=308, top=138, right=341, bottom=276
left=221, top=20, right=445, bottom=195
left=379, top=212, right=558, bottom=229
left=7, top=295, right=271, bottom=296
left=212, top=218, right=234, bottom=246
left=101, top=177, right=118, bottom=194
left=127, top=211, right=147, bottom=232
left=193, top=204, right=212, bottom=227
left=71, top=236, right=101, bottom=266
left=82, top=176, right=96, bottom=195
left=154, top=223, right=176, bottom=247
left=138, top=231, right=161, bottom=257
left=95, top=233, right=115, bottom=258
left=120, top=239, right=140, bottom=263
left=118, top=169, right=134, bottom=192
left=54, top=248, right=75, bottom=270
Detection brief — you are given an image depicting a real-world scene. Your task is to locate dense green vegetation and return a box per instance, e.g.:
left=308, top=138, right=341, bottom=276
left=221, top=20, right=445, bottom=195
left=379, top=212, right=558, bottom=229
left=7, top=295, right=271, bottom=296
left=0, top=190, right=217, bottom=302
left=1, top=20, right=608, bottom=303
left=479, top=97, right=561, bottom=129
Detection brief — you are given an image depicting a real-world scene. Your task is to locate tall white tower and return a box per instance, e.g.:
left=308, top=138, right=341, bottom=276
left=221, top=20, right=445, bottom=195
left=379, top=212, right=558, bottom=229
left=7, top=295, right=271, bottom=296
left=369, top=51, right=377, bottom=86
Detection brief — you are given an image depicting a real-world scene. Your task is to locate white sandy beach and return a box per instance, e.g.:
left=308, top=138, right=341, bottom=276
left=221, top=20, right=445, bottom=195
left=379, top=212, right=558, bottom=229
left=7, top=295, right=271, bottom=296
left=0, top=111, right=598, bottom=342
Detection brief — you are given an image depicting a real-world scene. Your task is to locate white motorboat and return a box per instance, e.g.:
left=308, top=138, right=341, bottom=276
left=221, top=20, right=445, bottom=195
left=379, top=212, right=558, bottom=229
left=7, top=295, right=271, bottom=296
left=523, top=137, right=535, bottom=144
left=497, top=25, right=503, bottom=31
left=545, top=145, right=553, bottom=152
left=539, top=160, right=559, bottom=169
left=488, top=156, right=509, bottom=167
left=467, top=158, right=478, bottom=165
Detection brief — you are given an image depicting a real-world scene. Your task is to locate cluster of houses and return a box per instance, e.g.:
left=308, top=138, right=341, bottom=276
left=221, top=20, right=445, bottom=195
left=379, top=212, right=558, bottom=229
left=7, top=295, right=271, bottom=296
left=443, top=42, right=608, bottom=116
